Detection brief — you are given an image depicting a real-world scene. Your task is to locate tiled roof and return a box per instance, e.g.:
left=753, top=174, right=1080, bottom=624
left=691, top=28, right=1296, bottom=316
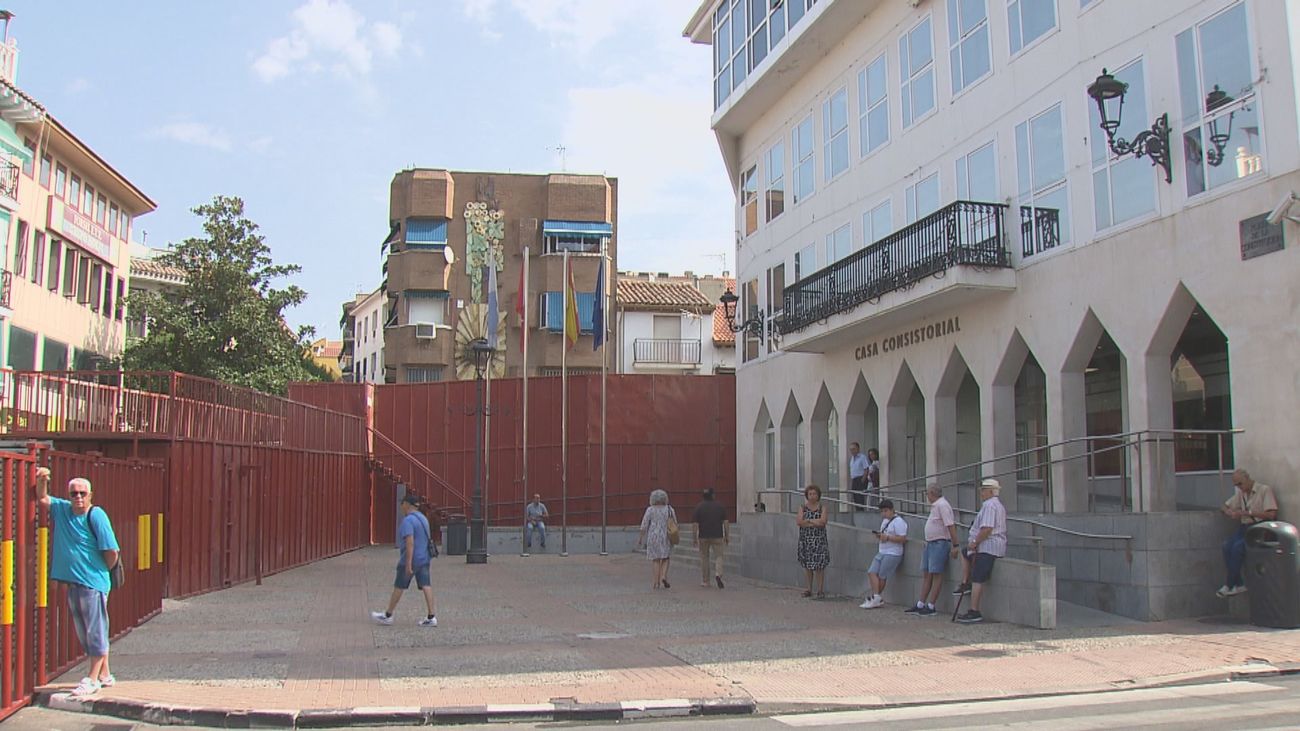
left=616, top=279, right=713, bottom=312
left=130, top=257, right=186, bottom=284
left=314, top=341, right=343, bottom=358
left=712, top=304, right=735, bottom=346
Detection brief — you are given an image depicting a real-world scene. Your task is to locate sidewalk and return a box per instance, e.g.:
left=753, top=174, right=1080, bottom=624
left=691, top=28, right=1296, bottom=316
left=40, top=546, right=1300, bottom=724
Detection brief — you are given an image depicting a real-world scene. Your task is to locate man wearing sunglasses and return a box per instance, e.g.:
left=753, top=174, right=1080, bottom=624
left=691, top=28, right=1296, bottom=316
left=34, top=467, right=120, bottom=697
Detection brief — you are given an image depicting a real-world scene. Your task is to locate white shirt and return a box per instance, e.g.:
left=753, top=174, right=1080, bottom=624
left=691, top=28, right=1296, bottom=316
left=878, top=514, right=907, bottom=556
left=849, top=452, right=870, bottom=479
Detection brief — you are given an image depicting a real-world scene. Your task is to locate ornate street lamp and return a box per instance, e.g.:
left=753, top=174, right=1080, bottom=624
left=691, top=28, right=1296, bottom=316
left=719, top=289, right=767, bottom=340
left=466, top=337, right=495, bottom=565
left=1204, top=85, right=1236, bottom=167
left=1087, top=68, right=1173, bottom=183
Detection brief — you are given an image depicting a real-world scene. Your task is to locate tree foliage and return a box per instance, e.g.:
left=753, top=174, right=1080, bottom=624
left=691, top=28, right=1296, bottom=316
left=123, top=196, right=326, bottom=394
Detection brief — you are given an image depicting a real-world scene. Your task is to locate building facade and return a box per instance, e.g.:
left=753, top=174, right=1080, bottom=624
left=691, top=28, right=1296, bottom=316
left=126, top=244, right=185, bottom=340
left=0, top=28, right=154, bottom=371
left=615, top=276, right=734, bottom=375
left=340, top=286, right=385, bottom=383
left=384, top=169, right=617, bottom=383
left=686, top=0, right=1299, bottom=519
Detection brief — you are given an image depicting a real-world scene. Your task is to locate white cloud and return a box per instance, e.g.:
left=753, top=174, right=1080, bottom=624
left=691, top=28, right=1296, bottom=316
left=461, top=0, right=639, bottom=54
left=66, top=78, right=91, bottom=95
left=252, top=0, right=405, bottom=83
left=151, top=122, right=234, bottom=152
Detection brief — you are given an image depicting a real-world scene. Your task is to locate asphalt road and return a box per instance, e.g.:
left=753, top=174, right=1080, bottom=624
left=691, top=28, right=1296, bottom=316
left=7, top=674, right=1300, bottom=730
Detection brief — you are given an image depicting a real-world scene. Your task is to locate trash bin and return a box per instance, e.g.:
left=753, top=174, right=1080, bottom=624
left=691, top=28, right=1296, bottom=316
left=1244, top=521, right=1300, bottom=629
left=445, top=514, right=469, bottom=556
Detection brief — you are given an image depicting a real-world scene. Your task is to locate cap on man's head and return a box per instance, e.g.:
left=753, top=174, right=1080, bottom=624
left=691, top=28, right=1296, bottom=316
left=401, top=493, right=423, bottom=507
left=980, top=478, right=1001, bottom=493
left=702, top=488, right=715, bottom=500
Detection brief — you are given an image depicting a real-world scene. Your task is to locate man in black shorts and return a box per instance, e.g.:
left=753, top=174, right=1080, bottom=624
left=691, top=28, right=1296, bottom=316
left=953, top=478, right=1007, bottom=624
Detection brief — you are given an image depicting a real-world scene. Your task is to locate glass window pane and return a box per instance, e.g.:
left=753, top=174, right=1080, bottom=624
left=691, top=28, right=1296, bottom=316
left=913, top=69, right=935, bottom=118
left=770, top=4, right=786, bottom=45
left=1175, top=29, right=1200, bottom=123
left=750, top=23, right=768, bottom=68
left=917, top=174, right=940, bottom=217
left=960, top=0, right=987, bottom=34
left=867, top=56, right=887, bottom=105
left=788, top=0, right=805, bottom=26
left=948, top=0, right=960, bottom=41
left=1093, top=169, right=1112, bottom=230
left=967, top=143, right=998, bottom=201
left=910, top=20, right=932, bottom=71
left=1207, top=103, right=1262, bottom=190
left=1030, top=106, right=1065, bottom=190
left=1015, top=121, right=1032, bottom=198
left=1035, top=185, right=1070, bottom=244
left=961, top=25, right=991, bottom=86
left=1008, top=1, right=1023, bottom=53
left=1110, top=154, right=1155, bottom=224
left=870, top=201, right=892, bottom=241
left=1021, top=0, right=1056, bottom=47
left=1199, top=3, right=1251, bottom=103
left=867, top=105, right=889, bottom=153
left=1183, top=126, right=1206, bottom=196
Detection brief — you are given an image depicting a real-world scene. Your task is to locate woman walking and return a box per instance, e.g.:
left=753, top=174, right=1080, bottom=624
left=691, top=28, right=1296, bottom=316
left=797, top=485, right=830, bottom=598
left=638, top=489, right=678, bottom=589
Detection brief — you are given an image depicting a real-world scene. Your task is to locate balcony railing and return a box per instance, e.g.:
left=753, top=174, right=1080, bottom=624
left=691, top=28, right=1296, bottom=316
left=780, top=200, right=1011, bottom=334
left=633, top=338, right=702, bottom=365
left=1020, top=205, right=1061, bottom=258
left=0, top=270, right=10, bottom=308
left=0, top=161, right=18, bottom=201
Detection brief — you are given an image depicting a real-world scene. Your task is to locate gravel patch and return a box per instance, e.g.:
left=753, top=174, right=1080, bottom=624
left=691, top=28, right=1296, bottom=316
left=109, top=629, right=301, bottom=656
left=372, top=624, right=569, bottom=649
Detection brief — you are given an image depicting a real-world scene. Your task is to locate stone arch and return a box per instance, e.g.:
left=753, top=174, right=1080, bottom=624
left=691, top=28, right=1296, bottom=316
left=989, top=329, right=1042, bottom=511
left=1062, top=309, right=1131, bottom=512
left=810, top=384, right=841, bottom=511
left=935, top=347, right=982, bottom=513
left=752, top=400, right=775, bottom=512
left=885, top=360, right=926, bottom=500
left=779, top=393, right=805, bottom=512
left=846, top=373, right=880, bottom=477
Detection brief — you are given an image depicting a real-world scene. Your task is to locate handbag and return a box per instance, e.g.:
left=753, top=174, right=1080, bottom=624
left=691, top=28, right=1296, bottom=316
left=667, top=514, right=680, bottom=546
left=86, top=506, right=125, bottom=589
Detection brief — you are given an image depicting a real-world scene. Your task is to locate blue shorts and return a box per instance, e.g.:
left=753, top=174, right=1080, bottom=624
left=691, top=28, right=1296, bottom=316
left=923, top=539, right=952, bottom=574
left=394, top=564, right=432, bottom=590
left=67, top=584, right=110, bottom=657
left=868, top=552, right=903, bottom=580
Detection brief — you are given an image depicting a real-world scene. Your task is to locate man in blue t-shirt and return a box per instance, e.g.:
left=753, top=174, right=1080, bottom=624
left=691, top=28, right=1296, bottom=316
left=371, top=493, right=438, bottom=627
left=34, top=467, right=120, bottom=697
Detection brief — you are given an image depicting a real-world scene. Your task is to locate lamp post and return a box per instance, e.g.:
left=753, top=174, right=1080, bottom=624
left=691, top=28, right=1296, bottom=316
left=719, top=288, right=768, bottom=340
left=1086, top=68, right=1173, bottom=184
left=466, top=337, right=495, bottom=565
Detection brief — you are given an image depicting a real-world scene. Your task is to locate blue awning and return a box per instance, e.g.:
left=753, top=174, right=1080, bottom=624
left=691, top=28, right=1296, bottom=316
left=406, top=218, right=448, bottom=244
left=543, top=220, right=613, bottom=236
left=0, top=121, right=32, bottom=163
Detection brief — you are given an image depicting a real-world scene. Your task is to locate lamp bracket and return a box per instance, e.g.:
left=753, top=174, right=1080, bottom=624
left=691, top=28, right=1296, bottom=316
left=1106, top=113, right=1172, bottom=184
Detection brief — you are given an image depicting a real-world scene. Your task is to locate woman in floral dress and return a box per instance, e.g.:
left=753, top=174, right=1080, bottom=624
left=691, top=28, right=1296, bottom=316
left=797, top=485, right=830, bottom=598
left=638, top=489, right=678, bottom=589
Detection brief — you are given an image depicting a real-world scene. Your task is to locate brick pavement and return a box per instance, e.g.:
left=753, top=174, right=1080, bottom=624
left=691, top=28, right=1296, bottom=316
left=43, top=547, right=1300, bottom=713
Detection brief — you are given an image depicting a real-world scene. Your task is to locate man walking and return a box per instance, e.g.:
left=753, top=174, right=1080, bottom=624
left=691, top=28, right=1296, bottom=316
left=693, top=488, right=729, bottom=588
left=848, top=442, right=870, bottom=511
left=860, top=499, right=907, bottom=609
left=525, top=493, right=549, bottom=551
left=906, top=484, right=959, bottom=616
left=1219, top=469, right=1278, bottom=597
left=371, top=494, right=437, bottom=627
left=33, top=467, right=119, bottom=696
left=954, top=478, right=1007, bottom=624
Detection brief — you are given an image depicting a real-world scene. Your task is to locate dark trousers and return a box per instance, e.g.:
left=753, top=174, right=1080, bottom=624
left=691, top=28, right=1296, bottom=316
left=1223, top=525, right=1247, bottom=588
left=850, top=477, right=867, bottom=511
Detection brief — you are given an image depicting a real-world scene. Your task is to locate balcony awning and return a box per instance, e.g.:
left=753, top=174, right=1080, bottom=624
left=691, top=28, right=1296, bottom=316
left=542, top=220, right=612, bottom=236
left=380, top=222, right=399, bottom=252
left=0, top=120, right=31, bottom=163
left=406, top=218, right=448, bottom=244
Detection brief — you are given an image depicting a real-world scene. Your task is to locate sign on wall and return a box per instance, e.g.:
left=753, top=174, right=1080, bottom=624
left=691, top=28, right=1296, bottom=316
left=47, top=198, right=113, bottom=262
left=1239, top=213, right=1284, bottom=261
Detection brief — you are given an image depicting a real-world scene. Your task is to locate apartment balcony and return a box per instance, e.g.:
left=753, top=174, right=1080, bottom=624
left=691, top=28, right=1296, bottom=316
left=778, top=201, right=1016, bottom=354
left=0, top=270, right=10, bottom=310
left=386, top=248, right=452, bottom=293
left=633, top=338, right=702, bottom=369
left=385, top=322, right=454, bottom=370
left=0, top=161, right=17, bottom=211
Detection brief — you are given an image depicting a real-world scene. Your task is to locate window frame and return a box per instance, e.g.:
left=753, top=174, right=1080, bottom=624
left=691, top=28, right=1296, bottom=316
left=1007, top=0, right=1059, bottom=58
left=38, top=153, right=52, bottom=188
left=857, top=53, right=890, bottom=158
left=863, top=198, right=893, bottom=247
left=948, top=0, right=992, bottom=96
left=1016, top=102, right=1071, bottom=256
left=822, top=85, right=850, bottom=182
left=765, top=140, right=786, bottom=222
left=740, top=163, right=759, bottom=236
left=956, top=140, right=999, bottom=202
left=1088, top=58, right=1158, bottom=232
left=69, top=174, right=82, bottom=210
left=54, top=162, right=67, bottom=199
left=905, top=171, right=942, bottom=224
left=900, top=16, right=938, bottom=130
left=792, top=114, right=816, bottom=205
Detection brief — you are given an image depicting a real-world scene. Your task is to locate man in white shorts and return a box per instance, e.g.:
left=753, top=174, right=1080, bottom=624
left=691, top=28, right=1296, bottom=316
left=860, top=500, right=907, bottom=609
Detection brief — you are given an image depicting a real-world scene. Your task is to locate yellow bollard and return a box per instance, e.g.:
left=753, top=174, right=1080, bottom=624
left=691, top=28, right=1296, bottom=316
left=156, top=513, right=164, bottom=564
left=137, top=514, right=151, bottom=571
left=37, top=528, right=48, bottom=608
left=1, top=539, right=13, bottom=625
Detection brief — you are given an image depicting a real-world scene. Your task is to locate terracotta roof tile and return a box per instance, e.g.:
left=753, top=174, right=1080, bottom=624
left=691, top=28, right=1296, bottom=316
left=130, top=257, right=186, bottom=284
left=616, top=279, right=713, bottom=312
left=712, top=304, right=735, bottom=346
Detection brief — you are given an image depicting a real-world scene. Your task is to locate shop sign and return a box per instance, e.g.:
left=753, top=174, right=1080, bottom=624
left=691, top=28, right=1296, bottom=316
left=854, top=316, right=961, bottom=360
left=47, top=197, right=112, bottom=262
left=1239, top=213, right=1284, bottom=261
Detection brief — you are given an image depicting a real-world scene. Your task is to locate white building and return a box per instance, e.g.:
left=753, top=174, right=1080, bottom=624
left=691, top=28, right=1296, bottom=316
left=686, top=0, right=1300, bottom=617
left=343, top=286, right=385, bottom=384
left=615, top=277, right=734, bottom=375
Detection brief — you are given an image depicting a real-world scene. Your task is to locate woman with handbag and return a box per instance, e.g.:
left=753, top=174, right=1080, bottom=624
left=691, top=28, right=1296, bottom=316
left=637, top=489, right=678, bottom=589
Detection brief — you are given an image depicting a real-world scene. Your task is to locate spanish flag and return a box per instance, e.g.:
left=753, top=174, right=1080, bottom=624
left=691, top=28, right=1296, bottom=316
left=563, top=252, right=579, bottom=350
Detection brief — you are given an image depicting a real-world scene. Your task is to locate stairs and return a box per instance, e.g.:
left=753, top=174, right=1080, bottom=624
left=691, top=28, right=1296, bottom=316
left=669, top=524, right=744, bottom=580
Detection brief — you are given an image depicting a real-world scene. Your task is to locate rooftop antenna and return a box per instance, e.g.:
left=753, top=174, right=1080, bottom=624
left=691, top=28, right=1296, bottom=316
left=703, top=252, right=727, bottom=274
left=551, top=144, right=568, bottom=171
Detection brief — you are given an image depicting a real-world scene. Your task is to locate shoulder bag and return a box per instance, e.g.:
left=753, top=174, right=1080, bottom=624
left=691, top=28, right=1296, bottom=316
left=666, top=508, right=680, bottom=546
left=86, top=506, right=125, bottom=590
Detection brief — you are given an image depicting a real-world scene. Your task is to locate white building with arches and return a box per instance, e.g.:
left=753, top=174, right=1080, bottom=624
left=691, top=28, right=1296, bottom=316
left=686, top=0, right=1300, bottom=618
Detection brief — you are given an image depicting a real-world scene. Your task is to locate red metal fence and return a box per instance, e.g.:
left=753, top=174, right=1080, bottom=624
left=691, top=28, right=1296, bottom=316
left=0, top=446, right=166, bottom=722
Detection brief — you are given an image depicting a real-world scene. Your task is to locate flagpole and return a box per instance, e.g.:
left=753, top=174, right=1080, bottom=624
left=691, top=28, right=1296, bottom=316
left=561, top=250, right=569, bottom=558
left=520, top=247, right=530, bottom=557
left=600, top=242, right=609, bottom=556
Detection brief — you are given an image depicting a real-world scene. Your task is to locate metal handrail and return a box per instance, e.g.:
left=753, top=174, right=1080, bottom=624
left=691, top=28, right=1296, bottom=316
left=367, top=426, right=469, bottom=507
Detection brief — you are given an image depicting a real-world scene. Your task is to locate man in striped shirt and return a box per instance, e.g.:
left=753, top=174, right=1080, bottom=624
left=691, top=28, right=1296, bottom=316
left=954, top=478, right=1007, bottom=624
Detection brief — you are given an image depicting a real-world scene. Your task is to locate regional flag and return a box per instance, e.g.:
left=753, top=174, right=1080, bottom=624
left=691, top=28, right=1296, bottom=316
left=592, top=259, right=606, bottom=351
left=486, top=263, right=499, bottom=348
left=563, top=254, right=580, bottom=350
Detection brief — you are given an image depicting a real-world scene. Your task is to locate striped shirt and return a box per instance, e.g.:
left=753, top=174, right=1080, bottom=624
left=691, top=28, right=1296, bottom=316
left=969, top=496, right=1007, bottom=557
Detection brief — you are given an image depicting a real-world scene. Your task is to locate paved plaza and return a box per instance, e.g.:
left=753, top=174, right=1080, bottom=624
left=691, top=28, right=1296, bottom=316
left=42, top=546, right=1300, bottom=718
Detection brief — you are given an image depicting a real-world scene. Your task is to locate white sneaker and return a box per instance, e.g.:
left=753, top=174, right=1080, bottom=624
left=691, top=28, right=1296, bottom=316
left=370, top=611, right=394, bottom=625
left=1224, top=585, right=1248, bottom=597
left=71, top=677, right=101, bottom=697
left=418, top=616, right=438, bottom=627
left=862, top=596, right=883, bottom=609
left=99, top=674, right=116, bottom=688
left=1215, top=584, right=1232, bottom=598
left=858, top=599, right=873, bottom=609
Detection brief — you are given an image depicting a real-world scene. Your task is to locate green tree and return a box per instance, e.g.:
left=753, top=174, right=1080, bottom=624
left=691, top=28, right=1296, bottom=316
left=124, top=196, right=326, bottom=394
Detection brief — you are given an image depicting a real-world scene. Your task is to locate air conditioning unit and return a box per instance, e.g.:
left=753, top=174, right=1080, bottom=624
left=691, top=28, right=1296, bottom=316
left=414, top=323, right=437, bottom=339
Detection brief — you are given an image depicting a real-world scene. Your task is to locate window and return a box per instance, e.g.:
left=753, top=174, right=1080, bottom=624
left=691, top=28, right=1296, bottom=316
left=120, top=212, right=130, bottom=241
left=38, top=154, right=51, bottom=188
left=794, top=242, right=816, bottom=280
left=115, top=276, right=126, bottom=320
left=747, top=0, right=770, bottom=71
left=408, top=296, right=447, bottom=327
left=712, top=0, right=819, bottom=109
left=83, top=184, right=94, bottom=214
left=20, top=138, right=33, bottom=177
left=77, top=257, right=92, bottom=304
left=96, top=194, right=107, bottom=226
left=31, top=231, right=45, bottom=285
left=956, top=141, right=998, bottom=201
left=741, top=277, right=759, bottom=362
left=70, top=175, right=81, bottom=209
left=47, top=238, right=61, bottom=291
left=102, top=268, right=114, bottom=315
left=863, top=199, right=892, bottom=246
left=543, top=222, right=609, bottom=254
left=766, top=263, right=784, bottom=351
left=109, top=203, right=119, bottom=235
left=1017, top=103, right=1070, bottom=254
left=858, top=54, right=889, bottom=157
left=13, top=219, right=26, bottom=277
left=792, top=115, right=815, bottom=204
left=404, top=218, right=448, bottom=247
left=1008, top=0, right=1057, bottom=55
left=825, top=222, right=852, bottom=263
left=906, top=172, right=941, bottom=223
left=406, top=366, right=442, bottom=383
left=1089, top=60, right=1156, bottom=229
left=1177, top=3, right=1260, bottom=197
left=541, top=291, right=596, bottom=332
left=948, top=0, right=991, bottom=93
left=62, top=248, right=76, bottom=297
left=765, top=141, right=785, bottom=222
left=900, top=17, right=936, bottom=128
left=740, top=164, right=759, bottom=236
left=823, top=87, right=849, bottom=180
left=54, top=163, right=67, bottom=198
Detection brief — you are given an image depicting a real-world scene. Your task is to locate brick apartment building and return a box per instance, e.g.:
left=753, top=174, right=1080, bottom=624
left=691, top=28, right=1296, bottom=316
left=383, top=169, right=617, bottom=383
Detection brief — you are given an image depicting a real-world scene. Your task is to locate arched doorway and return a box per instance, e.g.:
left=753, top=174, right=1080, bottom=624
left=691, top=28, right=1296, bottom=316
left=1014, top=353, right=1049, bottom=512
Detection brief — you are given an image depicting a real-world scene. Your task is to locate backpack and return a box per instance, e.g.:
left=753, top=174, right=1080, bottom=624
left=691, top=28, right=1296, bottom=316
left=85, top=506, right=125, bottom=589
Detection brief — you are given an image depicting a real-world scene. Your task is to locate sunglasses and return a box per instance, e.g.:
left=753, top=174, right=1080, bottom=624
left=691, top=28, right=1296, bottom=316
left=69, top=491, right=90, bottom=497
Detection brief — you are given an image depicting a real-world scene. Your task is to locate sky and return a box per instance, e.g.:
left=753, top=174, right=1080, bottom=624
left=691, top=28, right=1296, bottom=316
left=5, top=0, right=732, bottom=337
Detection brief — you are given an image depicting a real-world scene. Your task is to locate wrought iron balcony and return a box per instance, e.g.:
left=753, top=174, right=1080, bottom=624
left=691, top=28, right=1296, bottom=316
left=780, top=200, right=1011, bottom=334
left=633, top=338, right=702, bottom=366
left=0, top=161, right=17, bottom=202
left=0, top=270, right=10, bottom=308
left=1020, top=205, right=1061, bottom=258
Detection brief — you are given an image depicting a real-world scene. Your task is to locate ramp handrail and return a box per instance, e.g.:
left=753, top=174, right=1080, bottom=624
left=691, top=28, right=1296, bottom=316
left=367, top=426, right=469, bottom=509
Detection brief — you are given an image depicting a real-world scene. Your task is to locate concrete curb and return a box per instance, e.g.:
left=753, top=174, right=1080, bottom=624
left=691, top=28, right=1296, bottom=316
left=38, top=692, right=756, bottom=727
